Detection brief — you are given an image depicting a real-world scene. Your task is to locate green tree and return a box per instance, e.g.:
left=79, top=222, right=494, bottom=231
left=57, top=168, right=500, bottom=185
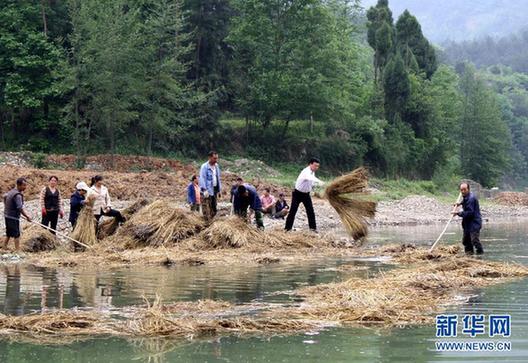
left=0, top=0, right=65, bottom=150
left=136, top=0, right=197, bottom=155
left=366, top=0, right=394, bottom=83
left=228, top=0, right=365, bottom=130
left=395, top=10, right=437, bottom=78
left=383, top=52, right=409, bottom=122
left=459, top=64, right=511, bottom=186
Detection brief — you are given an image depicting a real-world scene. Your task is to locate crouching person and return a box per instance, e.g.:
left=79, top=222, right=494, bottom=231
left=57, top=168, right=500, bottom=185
left=260, top=188, right=276, bottom=215
left=233, top=184, right=264, bottom=230
left=90, top=175, right=125, bottom=226
left=273, top=193, right=289, bottom=219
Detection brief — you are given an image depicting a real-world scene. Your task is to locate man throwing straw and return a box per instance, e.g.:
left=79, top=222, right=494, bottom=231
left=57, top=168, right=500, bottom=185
left=285, top=158, right=324, bottom=232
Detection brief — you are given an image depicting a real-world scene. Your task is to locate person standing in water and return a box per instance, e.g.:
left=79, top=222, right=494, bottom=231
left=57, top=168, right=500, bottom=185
left=453, top=182, right=484, bottom=255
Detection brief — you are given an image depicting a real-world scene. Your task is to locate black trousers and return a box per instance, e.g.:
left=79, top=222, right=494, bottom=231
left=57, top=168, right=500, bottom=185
left=42, top=210, right=59, bottom=235
left=462, top=230, right=484, bottom=254
left=95, top=208, right=125, bottom=223
left=285, top=189, right=316, bottom=231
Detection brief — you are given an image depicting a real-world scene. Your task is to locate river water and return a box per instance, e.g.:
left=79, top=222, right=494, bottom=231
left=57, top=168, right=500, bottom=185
left=0, top=221, right=527, bottom=362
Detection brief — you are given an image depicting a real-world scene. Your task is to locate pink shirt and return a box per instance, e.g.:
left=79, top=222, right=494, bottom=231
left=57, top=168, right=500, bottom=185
left=260, top=194, right=276, bottom=208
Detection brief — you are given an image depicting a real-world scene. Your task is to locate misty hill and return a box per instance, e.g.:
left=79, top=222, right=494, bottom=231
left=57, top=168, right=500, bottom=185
left=361, top=0, right=528, bottom=43
left=441, top=29, right=528, bottom=73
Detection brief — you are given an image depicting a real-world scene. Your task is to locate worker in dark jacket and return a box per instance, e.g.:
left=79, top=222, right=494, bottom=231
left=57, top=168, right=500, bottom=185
left=453, top=182, right=483, bottom=254
left=3, top=178, right=32, bottom=251
left=69, top=182, right=90, bottom=229
left=233, top=184, right=264, bottom=229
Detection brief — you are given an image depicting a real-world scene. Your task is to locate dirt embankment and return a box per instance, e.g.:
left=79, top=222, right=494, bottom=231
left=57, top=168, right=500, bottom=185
left=0, top=152, right=293, bottom=201
left=2, top=153, right=528, bottom=229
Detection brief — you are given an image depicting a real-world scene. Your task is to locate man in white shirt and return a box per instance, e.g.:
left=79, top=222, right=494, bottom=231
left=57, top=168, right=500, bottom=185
left=285, top=158, right=324, bottom=232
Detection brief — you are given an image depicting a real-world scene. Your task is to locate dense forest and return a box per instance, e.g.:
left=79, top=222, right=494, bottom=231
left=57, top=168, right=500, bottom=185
left=0, top=0, right=524, bottom=187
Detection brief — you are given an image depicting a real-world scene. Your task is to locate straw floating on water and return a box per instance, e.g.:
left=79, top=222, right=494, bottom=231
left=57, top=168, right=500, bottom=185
left=324, top=167, right=376, bottom=240
left=2, top=254, right=527, bottom=342
left=0, top=311, right=111, bottom=335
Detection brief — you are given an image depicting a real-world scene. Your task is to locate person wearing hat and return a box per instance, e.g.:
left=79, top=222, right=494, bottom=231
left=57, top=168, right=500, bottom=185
left=69, top=181, right=91, bottom=229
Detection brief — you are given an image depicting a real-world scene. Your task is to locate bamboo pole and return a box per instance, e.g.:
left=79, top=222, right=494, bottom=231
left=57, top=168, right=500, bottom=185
left=5, top=215, right=92, bottom=250
left=429, top=192, right=462, bottom=252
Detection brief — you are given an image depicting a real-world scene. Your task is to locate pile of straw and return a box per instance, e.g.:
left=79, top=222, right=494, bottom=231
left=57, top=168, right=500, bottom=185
left=21, top=225, right=57, bottom=252
left=365, top=243, right=461, bottom=263
left=290, top=251, right=528, bottom=326
left=112, top=200, right=205, bottom=248
left=70, top=199, right=97, bottom=250
left=97, top=199, right=150, bottom=239
left=0, top=311, right=111, bottom=335
left=187, top=217, right=330, bottom=251
left=194, top=216, right=262, bottom=249
left=125, top=296, right=319, bottom=337
left=2, top=255, right=527, bottom=342
left=324, top=167, right=376, bottom=240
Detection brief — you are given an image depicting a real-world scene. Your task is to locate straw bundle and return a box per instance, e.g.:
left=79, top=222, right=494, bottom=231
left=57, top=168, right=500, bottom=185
left=195, top=216, right=263, bottom=249
left=21, top=225, right=57, bottom=252
left=113, top=200, right=205, bottom=248
left=266, top=230, right=330, bottom=249
left=184, top=219, right=331, bottom=251
left=70, top=200, right=97, bottom=250
left=324, top=167, right=376, bottom=240
left=97, top=199, right=150, bottom=239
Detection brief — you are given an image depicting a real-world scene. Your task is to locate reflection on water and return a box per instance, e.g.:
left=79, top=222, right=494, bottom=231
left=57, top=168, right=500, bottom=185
left=0, top=258, right=383, bottom=315
left=0, top=220, right=527, bottom=362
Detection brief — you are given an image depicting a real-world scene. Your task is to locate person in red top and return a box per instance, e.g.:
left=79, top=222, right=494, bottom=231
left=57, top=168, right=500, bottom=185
left=260, top=188, right=276, bottom=215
